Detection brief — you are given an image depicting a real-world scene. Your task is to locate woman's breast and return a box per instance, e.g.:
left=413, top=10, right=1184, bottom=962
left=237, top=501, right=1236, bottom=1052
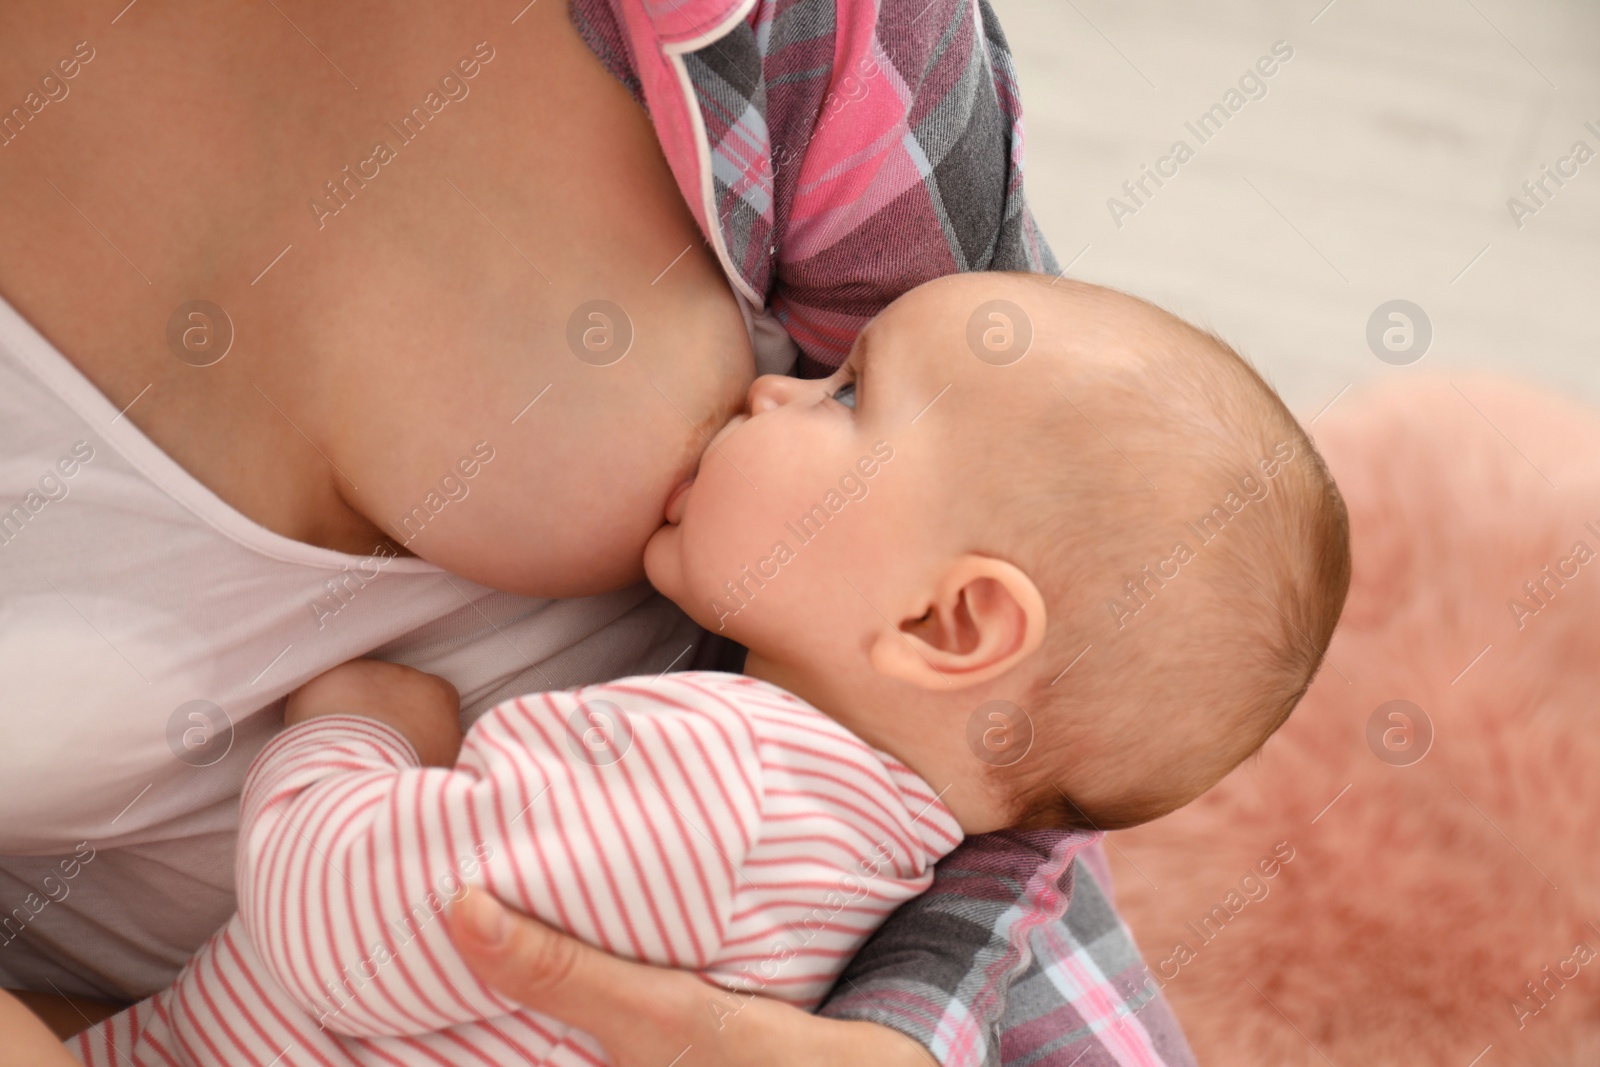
left=0, top=0, right=753, bottom=597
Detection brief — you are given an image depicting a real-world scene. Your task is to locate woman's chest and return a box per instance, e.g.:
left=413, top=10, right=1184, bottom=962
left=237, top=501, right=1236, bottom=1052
left=0, top=0, right=747, bottom=567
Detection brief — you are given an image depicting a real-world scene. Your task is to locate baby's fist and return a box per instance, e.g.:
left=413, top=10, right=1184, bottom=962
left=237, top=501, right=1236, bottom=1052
left=284, top=660, right=464, bottom=767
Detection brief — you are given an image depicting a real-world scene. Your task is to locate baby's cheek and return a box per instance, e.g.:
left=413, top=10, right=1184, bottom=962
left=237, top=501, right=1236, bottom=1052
left=721, top=493, right=779, bottom=551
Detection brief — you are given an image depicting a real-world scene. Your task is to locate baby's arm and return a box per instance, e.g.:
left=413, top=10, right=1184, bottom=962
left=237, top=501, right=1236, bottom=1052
left=280, top=659, right=465, bottom=767
left=241, top=662, right=762, bottom=1039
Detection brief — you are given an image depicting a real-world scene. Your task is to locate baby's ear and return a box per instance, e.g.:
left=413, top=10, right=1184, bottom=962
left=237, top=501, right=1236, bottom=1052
left=870, top=555, right=1047, bottom=690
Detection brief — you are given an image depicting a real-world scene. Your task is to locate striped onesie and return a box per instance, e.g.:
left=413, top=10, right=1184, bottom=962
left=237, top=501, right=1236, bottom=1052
left=74, top=672, right=962, bottom=1066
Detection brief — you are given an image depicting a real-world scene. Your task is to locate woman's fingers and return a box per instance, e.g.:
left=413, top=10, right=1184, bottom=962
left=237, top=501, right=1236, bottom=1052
left=446, top=889, right=702, bottom=1062
left=445, top=890, right=935, bottom=1067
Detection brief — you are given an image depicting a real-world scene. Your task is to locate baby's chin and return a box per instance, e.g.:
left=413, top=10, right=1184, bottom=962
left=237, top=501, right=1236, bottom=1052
left=642, top=522, right=686, bottom=600
left=643, top=525, right=736, bottom=635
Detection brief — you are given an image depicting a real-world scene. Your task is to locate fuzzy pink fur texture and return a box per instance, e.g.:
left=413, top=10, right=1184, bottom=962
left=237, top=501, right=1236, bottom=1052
left=1107, top=375, right=1600, bottom=1066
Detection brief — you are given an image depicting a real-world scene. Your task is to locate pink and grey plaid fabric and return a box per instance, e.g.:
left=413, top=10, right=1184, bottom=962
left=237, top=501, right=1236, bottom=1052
left=571, top=0, right=1057, bottom=373
left=567, top=0, right=1198, bottom=1063
left=821, top=831, right=1197, bottom=1067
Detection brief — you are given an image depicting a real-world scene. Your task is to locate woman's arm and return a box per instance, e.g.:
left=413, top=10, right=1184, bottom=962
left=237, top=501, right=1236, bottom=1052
left=0, top=989, right=83, bottom=1066
left=816, top=830, right=1086, bottom=1065
left=447, top=891, right=935, bottom=1067
left=818, top=832, right=1200, bottom=1066
left=448, top=835, right=1197, bottom=1067
left=568, top=0, right=1059, bottom=376
left=2, top=989, right=122, bottom=1040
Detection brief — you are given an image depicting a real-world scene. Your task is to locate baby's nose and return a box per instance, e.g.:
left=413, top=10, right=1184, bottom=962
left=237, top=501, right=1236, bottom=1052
left=746, top=373, right=812, bottom=414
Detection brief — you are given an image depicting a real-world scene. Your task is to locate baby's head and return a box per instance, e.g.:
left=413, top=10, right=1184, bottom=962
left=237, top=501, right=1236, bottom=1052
left=645, top=273, right=1351, bottom=833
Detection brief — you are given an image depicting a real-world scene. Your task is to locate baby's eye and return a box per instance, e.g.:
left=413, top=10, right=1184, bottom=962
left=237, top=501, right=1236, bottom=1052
left=831, top=381, right=857, bottom=410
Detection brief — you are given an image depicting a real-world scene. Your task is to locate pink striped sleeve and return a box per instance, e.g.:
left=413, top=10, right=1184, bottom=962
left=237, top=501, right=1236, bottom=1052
left=236, top=689, right=765, bottom=1041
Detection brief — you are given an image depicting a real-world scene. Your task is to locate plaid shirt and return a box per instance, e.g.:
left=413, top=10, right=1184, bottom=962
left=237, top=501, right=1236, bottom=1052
left=568, top=0, right=1198, bottom=1062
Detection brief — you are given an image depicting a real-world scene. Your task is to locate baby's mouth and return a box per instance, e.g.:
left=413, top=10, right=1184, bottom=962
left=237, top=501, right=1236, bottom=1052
left=665, top=412, right=749, bottom=523
left=664, top=475, right=695, bottom=525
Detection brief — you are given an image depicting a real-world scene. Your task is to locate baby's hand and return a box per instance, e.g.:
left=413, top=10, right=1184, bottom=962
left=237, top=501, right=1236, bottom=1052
left=284, top=660, right=464, bottom=767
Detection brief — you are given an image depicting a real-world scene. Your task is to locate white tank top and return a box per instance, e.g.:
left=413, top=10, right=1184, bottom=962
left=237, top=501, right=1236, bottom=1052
left=0, top=295, right=710, bottom=1000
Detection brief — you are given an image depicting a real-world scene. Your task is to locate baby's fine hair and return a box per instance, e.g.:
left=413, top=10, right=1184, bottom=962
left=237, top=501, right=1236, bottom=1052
left=987, top=276, right=1351, bottom=832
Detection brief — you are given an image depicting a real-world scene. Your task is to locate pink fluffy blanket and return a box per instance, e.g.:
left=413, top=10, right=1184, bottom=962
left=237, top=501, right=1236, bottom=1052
left=1109, top=375, right=1600, bottom=1066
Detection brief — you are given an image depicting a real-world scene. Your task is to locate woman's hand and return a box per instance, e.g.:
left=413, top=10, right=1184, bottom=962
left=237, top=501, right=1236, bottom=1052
left=284, top=659, right=463, bottom=766
left=0, top=989, right=87, bottom=1066
left=446, top=891, right=936, bottom=1067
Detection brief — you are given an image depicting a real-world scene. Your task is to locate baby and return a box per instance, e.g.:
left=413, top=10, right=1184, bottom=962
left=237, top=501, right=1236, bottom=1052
left=74, top=273, right=1350, bottom=1065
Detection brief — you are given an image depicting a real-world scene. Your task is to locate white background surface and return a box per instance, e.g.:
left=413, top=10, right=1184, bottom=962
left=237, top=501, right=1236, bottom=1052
left=993, top=0, right=1600, bottom=420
